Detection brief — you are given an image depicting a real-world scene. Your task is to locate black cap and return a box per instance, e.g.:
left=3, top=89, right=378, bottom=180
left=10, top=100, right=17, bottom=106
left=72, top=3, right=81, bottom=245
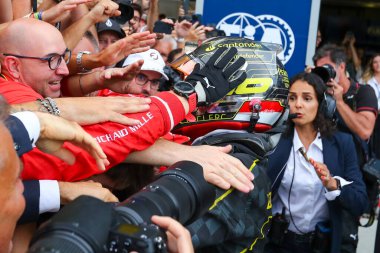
left=96, top=18, right=126, bottom=39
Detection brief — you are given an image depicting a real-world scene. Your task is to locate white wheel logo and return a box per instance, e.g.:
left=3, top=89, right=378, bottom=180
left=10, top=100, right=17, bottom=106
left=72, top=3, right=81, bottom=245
left=216, top=13, right=295, bottom=64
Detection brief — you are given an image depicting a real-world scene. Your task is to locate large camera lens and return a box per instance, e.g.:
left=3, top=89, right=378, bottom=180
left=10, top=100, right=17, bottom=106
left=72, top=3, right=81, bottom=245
left=28, top=161, right=215, bottom=253
left=115, top=161, right=215, bottom=225
left=312, top=64, right=336, bottom=83
left=28, top=196, right=115, bottom=253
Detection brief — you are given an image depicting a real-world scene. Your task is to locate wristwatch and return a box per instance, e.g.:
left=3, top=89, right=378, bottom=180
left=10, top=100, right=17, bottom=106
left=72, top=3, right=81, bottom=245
left=173, top=81, right=197, bottom=113
left=173, top=81, right=195, bottom=98
left=76, top=51, right=91, bottom=73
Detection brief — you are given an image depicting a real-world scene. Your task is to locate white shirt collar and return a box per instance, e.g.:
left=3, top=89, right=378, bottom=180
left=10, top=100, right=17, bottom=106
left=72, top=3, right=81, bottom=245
left=293, top=128, right=323, bottom=152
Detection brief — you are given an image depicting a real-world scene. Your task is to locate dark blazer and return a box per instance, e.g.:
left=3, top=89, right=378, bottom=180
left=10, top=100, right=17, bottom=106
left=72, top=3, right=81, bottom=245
left=5, top=115, right=33, bottom=156
left=5, top=115, right=41, bottom=224
left=267, top=131, right=368, bottom=253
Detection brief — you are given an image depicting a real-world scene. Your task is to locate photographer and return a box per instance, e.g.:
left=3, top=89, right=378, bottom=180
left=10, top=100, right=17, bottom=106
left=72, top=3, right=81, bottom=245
left=313, top=44, right=377, bottom=163
left=265, top=72, right=368, bottom=253
left=313, top=44, right=378, bottom=251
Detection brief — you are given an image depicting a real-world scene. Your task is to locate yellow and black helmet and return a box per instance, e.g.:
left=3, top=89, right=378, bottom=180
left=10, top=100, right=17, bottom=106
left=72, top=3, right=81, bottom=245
left=171, top=37, right=290, bottom=140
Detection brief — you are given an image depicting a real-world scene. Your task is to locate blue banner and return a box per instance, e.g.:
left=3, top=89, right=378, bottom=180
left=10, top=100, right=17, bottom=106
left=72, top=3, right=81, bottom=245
left=201, top=0, right=318, bottom=77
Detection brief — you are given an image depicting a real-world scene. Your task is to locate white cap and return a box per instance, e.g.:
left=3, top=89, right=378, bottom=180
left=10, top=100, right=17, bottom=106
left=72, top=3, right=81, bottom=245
left=122, top=49, right=168, bottom=80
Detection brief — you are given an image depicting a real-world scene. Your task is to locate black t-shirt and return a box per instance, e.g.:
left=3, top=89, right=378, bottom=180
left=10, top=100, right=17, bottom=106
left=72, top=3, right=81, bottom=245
left=336, top=80, right=378, bottom=165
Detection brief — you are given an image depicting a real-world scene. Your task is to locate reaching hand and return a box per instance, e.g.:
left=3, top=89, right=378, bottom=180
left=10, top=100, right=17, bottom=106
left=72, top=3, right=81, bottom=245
left=97, top=31, right=156, bottom=67
left=185, top=47, right=247, bottom=105
left=41, top=0, right=93, bottom=24
left=187, top=144, right=254, bottom=193
left=87, top=0, right=120, bottom=23
left=185, top=22, right=214, bottom=42
left=34, top=112, right=109, bottom=170
left=58, top=180, right=119, bottom=205
left=99, top=60, right=143, bottom=94
left=174, top=20, right=192, bottom=39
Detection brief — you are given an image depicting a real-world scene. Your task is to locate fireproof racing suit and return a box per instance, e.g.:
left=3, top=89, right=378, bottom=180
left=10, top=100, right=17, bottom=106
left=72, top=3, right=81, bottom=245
left=186, top=130, right=274, bottom=253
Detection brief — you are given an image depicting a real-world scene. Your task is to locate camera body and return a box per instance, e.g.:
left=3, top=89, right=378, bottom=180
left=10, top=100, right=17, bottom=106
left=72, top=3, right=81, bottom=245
left=107, top=223, right=167, bottom=253
left=28, top=161, right=215, bottom=253
left=312, top=64, right=336, bottom=83
left=311, top=64, right=337, bottom=119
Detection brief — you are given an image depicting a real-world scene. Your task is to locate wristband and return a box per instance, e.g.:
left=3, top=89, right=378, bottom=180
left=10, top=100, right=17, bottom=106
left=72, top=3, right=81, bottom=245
left=38, top=11, right=43, bottom=21
left=76, top=51, right=91, bottom=73
left=185, top=93, right=197, bottom=122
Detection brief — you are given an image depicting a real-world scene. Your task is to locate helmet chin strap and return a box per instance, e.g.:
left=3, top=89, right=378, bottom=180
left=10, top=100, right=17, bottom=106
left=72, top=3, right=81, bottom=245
left=247, top=99, right=262, bottom=132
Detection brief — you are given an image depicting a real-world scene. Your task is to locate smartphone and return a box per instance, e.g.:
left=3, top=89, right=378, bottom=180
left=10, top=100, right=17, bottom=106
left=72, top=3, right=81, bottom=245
left=153, top=21, right=174, bottom=34
left=178, top=15, right=202, bottom=25
left=206, top=29, right=226, bottom=38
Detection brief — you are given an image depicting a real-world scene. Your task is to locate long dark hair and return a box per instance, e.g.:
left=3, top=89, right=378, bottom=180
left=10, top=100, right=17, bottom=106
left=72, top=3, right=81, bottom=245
left=284, top=72, right=335, bottom=138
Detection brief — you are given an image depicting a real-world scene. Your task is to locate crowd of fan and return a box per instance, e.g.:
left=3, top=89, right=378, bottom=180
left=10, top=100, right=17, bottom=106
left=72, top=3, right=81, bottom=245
left=0, top=0, right=380, bottom=253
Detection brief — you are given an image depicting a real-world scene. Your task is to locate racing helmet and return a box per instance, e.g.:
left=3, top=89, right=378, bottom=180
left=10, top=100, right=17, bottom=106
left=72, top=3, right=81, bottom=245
left=171, top=37, right=290, bottom=140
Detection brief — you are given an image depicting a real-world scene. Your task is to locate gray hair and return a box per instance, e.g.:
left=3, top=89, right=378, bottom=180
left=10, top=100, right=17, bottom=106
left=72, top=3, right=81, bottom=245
left=313, top=43, right=347, bottom=67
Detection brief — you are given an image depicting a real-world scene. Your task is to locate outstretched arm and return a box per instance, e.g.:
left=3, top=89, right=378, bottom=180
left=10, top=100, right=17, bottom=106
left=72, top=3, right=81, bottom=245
left=63, top=60, right=144, bottom=96
left=11, top=111, right=109, bottom=170
left=11, top=96, right=151, bottom=126
left=126, top=138, right=254, bottom=193
left=33, top=111, right=109, bottom=170
left=65, top=31, right=156, bottom=75
left=62, top=0, right=120, bottom=50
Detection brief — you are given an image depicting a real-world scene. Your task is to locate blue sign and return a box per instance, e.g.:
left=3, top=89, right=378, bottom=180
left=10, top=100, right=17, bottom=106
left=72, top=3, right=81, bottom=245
left=198, top=0, right=320, bottom=77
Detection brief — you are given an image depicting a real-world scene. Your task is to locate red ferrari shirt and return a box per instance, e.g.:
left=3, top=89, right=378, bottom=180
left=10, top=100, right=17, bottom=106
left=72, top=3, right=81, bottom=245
left=0, top=78, right=187, bottom=181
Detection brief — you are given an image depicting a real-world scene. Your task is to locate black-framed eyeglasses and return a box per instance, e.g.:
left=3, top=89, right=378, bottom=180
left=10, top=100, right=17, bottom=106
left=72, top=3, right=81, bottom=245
left=135, top=73, right=161, bottom=90
left=3, top=48, right=71, bottom=70
left=130, top=15, right=141, bottom=24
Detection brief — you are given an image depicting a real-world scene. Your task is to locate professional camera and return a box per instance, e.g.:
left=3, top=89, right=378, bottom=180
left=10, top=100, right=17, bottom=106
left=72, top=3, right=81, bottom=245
left=312, top=64, right=336, bottom=83
left=113, top=0, right=134, bottom=25
left=28, top=161, right=215, bottom=253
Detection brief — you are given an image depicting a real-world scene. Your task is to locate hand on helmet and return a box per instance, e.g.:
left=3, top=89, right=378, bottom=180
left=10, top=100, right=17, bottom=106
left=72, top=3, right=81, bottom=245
left=185, top=47, right=247, bottom=105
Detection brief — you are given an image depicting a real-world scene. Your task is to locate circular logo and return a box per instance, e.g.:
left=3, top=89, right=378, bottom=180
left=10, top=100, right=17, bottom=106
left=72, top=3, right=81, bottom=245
left=216, top=13, right=295, bottom=64
left=150, top=52, right=159, bottom=60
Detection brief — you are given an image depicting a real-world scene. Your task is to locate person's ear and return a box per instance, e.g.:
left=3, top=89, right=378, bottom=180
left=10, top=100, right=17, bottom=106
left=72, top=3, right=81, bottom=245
left=3, top=56, right=22, bottom=80
left=338, top=62, right=346, bottom=73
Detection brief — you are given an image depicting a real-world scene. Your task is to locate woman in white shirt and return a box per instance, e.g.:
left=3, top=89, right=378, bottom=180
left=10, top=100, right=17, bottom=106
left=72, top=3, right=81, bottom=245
left=265, top=72, right=368, bottom=253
